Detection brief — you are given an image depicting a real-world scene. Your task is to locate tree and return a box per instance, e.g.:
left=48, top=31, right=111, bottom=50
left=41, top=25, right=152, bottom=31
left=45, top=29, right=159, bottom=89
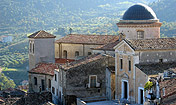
left=0, top=73, right=16, bottom=90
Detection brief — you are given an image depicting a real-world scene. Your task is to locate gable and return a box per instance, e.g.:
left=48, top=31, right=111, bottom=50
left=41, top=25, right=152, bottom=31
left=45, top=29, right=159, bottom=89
left=114, top=40, right=134, bottom=54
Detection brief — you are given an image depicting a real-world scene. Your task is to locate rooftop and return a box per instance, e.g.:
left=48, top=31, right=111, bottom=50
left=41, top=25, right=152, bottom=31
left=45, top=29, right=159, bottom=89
left=55, top=34, right=119, bottom=45
left=93, top=39, right=120, bottom=51
left=122, top=3, right=157, bottom=20
left=125, top=38, right=176, bottom=51
left=28, top=30, right=56, bottom=39
left=29, top=63, right=58, bottom=76
left=136, top=62, right=176, bottom=76
left=60, top=54, right=112, bottom=70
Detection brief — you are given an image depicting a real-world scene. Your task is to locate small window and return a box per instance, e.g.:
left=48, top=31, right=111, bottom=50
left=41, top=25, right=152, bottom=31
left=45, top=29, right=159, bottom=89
left=55, top=74, right=57, bottom=81
left=75, top=51, right=79, bottom=57
left=63, top=50, right=67, bottom=59
left=52, top=87, right=55, bottom=94
left=33, top=43, right=34, bottom=53
left=48, top=79, right=51, bottom=88
left=88, top=52, right=92, bottom=55
left=90, top=75, right=97, bottom=88
left=163, top=88, right=165, bottom=96
left=137, top=31, right=144, bottom=39
left=56, top=89, right=58, bottom=96
left=129, top=60, right=131, bottom=71
left=120, top=59, right=123, bottom=70
left=29, top=42, right=32, bottom=53
left=159, top=59, right=163, bottom=63
left=34, top=77, right=37, bottom=85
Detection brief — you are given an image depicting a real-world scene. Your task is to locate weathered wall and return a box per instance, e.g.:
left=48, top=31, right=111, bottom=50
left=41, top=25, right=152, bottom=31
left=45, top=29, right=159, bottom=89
left=29, top=38, right=55, bottom=70
left=28, top=73, right=53, bottom=92
left=55, top=43, right=101, bottom=59
left=118, top=26, right=160, bottom=39
left=139, top=50, right=176, bottom=64
left=65, top=57, right=115, bottom=98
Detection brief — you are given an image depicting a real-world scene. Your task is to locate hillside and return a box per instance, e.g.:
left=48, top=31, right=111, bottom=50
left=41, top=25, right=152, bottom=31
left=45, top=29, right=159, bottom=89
left=0, top=0, right=156, bottom=36
left=150, top=0, right=176, bottom=22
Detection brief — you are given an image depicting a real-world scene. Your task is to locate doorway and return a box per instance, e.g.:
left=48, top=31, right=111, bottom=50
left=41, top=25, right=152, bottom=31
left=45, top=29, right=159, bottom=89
left=138, top=87, right=144, bottom=104
left=122, top=80, right=128, bottom=99
left=41, top=79, right=45, bottom=91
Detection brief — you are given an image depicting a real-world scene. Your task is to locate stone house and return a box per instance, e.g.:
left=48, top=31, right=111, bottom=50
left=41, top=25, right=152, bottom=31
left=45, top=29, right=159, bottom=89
left=51, top=54, right=115, bottom=105
left=28, top=63, right=58, bottom=92
left=55, top=34, right=119, bottom=60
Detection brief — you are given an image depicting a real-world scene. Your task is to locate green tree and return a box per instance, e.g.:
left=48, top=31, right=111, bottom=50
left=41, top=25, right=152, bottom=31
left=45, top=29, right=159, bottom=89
left=0, top=73, right=16, bottom=90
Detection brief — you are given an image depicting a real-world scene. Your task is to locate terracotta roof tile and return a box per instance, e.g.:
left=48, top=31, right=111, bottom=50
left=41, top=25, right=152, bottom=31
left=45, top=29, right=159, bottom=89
left=93, top=39, right=120, bottom=51
left=28, top=30, right=56, bottom=39
left=135, top=62, right=176, bottom=75
left=29, top=63, right=58, bottom=76
left=55, top=58, right=75, bottom=64
left=55, top=34, right=119, bottom=45
left=125, top=38, right=176, bottom=51
left=60, top=54, right=111, bottom=70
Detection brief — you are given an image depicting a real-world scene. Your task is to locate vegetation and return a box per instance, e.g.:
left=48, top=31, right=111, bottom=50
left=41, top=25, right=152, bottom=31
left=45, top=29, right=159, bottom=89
left=144, top=81, right=153, bottom=91
left=0, top=73, right=16, bottom=90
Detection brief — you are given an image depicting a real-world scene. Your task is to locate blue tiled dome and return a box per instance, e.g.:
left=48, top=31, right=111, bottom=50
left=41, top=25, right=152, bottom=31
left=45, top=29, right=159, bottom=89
left=122, top=3, right=157, bottom=20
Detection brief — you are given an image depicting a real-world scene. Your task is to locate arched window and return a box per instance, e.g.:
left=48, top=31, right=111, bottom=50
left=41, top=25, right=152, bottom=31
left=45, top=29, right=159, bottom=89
left=29, top=42, right=32, bottom=53
left=88, top=52, right=92, bottom=55
left=63, top=50, right=67, bottom=59
left=75, top=51, right=79, bottom=57
left=33, top=43, right=35, bottom=53
left=137, top=30, right=144, bottom=39
left=34, top=77, right=37, bottom=85
left=48, top=79, right=51, bottom=88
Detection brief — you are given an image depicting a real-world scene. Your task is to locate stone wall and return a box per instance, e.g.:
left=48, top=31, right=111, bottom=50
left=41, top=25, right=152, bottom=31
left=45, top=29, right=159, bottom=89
left=29, top=73, right=53, bottom=92
left=29, top=38, right=55, bottom=70
left=55, top=43, right=100, bottom=59
left=64, top=56, right=115, bottom=103
left=139, top=50, right=176, bottom=64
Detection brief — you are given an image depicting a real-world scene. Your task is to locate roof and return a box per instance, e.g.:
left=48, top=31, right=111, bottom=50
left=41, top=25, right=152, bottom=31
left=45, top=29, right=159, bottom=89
left=125, top=38, right=176, bottom=51
left=107, top=66, right=115, bottom=73
left=29, top=63, right=58, bottom=76
left=123, top=3, right=157, bottom=20
left=55, top=34, right=119, bottom=45
left=135, top=62, right=176, bottom=76
left=55, top=58, right=75, bottom=64
left=93, top=39, right=120, bottom=51
left=28, top=30, right=56, bottom=39
left=60, top=54, right=110, bottom=70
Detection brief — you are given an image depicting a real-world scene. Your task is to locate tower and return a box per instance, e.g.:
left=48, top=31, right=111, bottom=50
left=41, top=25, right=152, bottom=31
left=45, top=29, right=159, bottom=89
left=28, top=30, right=56, bottom=70
left=117, top=3, right=162, bottom=39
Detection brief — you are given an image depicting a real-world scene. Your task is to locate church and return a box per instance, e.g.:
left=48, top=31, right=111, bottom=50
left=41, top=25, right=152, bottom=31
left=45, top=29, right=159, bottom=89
left=28, top=3, right=176, bottom=105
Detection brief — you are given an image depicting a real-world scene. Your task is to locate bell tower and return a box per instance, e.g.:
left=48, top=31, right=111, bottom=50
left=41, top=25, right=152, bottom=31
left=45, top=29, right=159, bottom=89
left=28, top=30, right=56, bottom=70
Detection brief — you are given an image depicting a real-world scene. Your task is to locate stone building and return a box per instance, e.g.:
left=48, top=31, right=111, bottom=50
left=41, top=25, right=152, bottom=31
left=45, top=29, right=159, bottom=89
left=28, top=30, right=56, bottom=70
left=28, top=63, right=58, bottom=92
left=51, top=54, right=115, bottom=105
left=55, top=34, right=119, bottom=60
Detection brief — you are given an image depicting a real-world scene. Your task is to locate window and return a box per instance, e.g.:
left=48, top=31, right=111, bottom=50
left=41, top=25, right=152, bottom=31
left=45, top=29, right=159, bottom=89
left=63, top=50, right=67, bottom=59
left=75, top=51, right=79, bottom=57
left=52, top=87, right=55, bottom=94
left=129, top=60, right=131, bottom=71
left=34, top=77, right=37, bottom=85
left=29, top=42, right=32, bottom=53
left=88, top=52, right=92, bottom=55
left=137, top=30, right=144, bottom=39
left=55, top=74, right=57, bottom=81
left=159, top=59, right=163, bottom=63
left=48, top=79, right=51, bottom=88
left=56, top=89, right=58, bottom=96
left=120, top=59, right=123, bottom=70
left=33, top=43, right=34, bottom=53
left=90, top=75, right=97, bottom=88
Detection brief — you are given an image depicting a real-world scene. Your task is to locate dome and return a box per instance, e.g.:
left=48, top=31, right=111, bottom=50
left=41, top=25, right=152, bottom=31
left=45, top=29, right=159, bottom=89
left=122, top=3, right=157, bottom=20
